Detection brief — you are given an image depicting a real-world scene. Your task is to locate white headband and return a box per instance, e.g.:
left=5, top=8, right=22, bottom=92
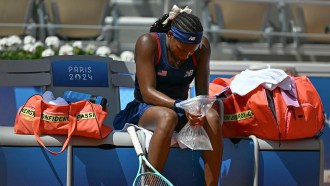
left=162, top=5, right=192, bottom=25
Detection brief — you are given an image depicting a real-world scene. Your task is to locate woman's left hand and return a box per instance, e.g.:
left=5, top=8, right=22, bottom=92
left=186, top=112, right=206, bottom=126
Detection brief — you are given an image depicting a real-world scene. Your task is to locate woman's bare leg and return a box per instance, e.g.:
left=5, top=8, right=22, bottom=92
left=138, top=106, right=178, bottom=171
left=203, top=107, right=223, bottom=186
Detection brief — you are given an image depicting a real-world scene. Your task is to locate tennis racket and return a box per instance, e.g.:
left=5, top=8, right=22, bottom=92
left=127, top=126, right=174, bottom=186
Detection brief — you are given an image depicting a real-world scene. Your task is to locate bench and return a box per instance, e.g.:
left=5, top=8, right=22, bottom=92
left=0, top=57, right=326, bottom=185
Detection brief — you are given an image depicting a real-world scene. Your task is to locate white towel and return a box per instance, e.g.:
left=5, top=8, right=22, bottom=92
left=49, top=97, right=69, bottom=105
left=230, top=68, right=292, bottom=96
left=42, top=91, right=55, bottom=103
left=43, top=91, right=69, bottom=105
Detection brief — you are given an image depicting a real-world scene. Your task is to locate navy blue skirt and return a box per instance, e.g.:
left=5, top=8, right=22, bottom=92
left=113, top=100, right=187, bottom=130
left=113, top=100, right=152, bottom=130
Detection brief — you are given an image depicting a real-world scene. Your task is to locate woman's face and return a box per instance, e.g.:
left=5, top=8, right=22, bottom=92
left=167, top=31, right=200, bottom=62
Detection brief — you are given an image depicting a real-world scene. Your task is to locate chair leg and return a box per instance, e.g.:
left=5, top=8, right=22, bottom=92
left=248, top=135, right=323, bottom=186
left=67, top=144, right=73, bottom=186
left=249, top=135, right=259, bottom=186
left=319, top=138, right=324, bottom=186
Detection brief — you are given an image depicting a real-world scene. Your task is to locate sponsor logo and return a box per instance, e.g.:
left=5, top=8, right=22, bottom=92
left=76, top=112, right=96, bottom=120
left=22, top=115, right=33, bottom=121
left=184, top=69, right=194, bottom=78
left=21, top=107, right=35, bottom=117
left=188, top=36, right=196, bottom=41
left=157, top=70, right=168, bottom=76
left=224, top=110, right=254, bottom=122
left=20, top=107, right=95, bottom=122
left=42, top=114, right=69, bottom=122
left=20, top=107, right=35, bottom=121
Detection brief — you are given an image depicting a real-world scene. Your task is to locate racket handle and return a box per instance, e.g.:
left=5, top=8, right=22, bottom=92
left=127, top=126, right=144, bottom=156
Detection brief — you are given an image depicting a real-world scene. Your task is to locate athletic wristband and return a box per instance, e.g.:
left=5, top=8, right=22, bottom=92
left=173, top=99, right=185, bottom=115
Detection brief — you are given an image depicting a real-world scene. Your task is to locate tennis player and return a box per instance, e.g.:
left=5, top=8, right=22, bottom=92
left=114, top=5, right=223, bottom=186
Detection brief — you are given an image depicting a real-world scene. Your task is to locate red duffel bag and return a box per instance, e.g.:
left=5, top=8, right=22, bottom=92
left=210, top=75, right=325, bottom=141
left=14, top=94, right=112, bottom=155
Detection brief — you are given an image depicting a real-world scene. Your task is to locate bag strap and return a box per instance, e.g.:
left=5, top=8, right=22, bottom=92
left=71, top=100, right=104, bottom=139
left=87, top=101, right=103, bottom=139
left=32, top=99, right=76, bottom=155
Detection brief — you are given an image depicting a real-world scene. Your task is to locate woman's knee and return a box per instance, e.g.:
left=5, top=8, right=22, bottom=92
left=155, top=110, right=178, bottom=135
left=206, top=108, right=219, bottom=120
left=206, top=108, right=221, bottom=127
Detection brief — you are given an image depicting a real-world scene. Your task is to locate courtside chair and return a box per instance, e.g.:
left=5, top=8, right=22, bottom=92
left=43, top=0, right=112, bottom=42
left=249, top=135, right=324, bottom=186
left=289, top=2, right=330, bottom=44
left=208, top=0, right=273, bottom=44
left=108, top=0, right=164, bottom=52
left=0, top=0, right=37, bottom=37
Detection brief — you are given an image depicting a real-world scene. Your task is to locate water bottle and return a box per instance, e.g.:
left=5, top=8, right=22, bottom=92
left=63, top=91, right=107, bottom=110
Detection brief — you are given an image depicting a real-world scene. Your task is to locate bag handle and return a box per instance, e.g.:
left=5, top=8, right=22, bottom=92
left=32, top=99, right=76, bottom=155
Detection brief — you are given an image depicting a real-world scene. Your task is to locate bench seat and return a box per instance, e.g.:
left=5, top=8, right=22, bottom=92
left=0, top=126, right=146, bottom=147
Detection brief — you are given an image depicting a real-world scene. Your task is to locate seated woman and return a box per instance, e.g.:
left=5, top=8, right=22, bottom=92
left=114, top=5, right=223, bottom=186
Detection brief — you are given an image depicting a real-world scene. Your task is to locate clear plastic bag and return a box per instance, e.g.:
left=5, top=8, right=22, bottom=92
left=176, top=95, right=216, bottom=150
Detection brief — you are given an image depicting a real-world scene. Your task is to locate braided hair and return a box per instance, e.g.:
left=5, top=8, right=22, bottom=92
left=149, top=12, right=203, bottom=33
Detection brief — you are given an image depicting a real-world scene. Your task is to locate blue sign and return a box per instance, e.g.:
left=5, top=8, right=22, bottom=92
left=52, top=60, right=109, bottom=87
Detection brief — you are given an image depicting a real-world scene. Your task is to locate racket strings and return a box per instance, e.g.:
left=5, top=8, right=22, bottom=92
left=135, top=174, right=170, bottom=186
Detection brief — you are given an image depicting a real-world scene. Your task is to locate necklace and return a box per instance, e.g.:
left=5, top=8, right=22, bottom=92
left=166, top=38, right=181, bottom=69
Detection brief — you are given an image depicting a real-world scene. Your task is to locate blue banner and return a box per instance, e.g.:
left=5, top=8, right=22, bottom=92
left=52, top=60, right=109, bottom=87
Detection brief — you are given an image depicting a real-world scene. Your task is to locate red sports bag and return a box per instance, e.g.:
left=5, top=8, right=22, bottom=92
left=14, top=94, right=112, bottom=155
left=210, top=76, right=325, bottom=140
